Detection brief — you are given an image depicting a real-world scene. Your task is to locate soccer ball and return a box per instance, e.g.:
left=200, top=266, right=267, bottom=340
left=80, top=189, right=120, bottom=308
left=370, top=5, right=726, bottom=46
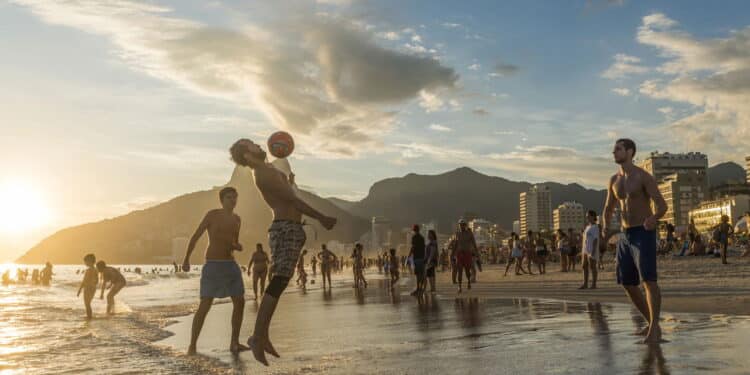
left=267, top=131, right=295, bottom=159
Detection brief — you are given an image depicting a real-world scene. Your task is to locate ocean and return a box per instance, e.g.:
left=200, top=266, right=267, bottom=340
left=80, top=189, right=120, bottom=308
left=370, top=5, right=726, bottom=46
left=1, top=263, right=748, bottom=374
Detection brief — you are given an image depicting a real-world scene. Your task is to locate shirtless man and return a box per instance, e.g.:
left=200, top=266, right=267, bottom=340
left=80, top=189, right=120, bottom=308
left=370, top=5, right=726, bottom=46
left=248, top=243, right=269, bottom=300
left=183, top=187, right=247, bottom=355
left=317, top=244, right=335, bottom=290
left=602, top=139, right=667, bottom=344
left=230, top=138, right=337, bottom=366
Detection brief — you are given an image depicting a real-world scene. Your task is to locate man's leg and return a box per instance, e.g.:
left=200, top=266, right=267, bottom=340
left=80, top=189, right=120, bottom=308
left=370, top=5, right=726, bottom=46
left=642, top=281, right=663, bottom=343
left=504, top=259, right=513, bottom=276
left=248, top=276, right=289, bottom=366
left=579, top=256, right=589, bottom=289
left=260, top=271, right=267, bottom=295
left=188, top=298, right=213, bottom=355
left=721, top=242, right=729, bottom=264
left=623, top=285, right=651, bottom=334
left=252, top=273, right=259, bottom=300
left=456, top=263, right=463, bottom=291
left=230, top=295, right=249, bottom=353
left=465, top=265, right=472, bottom=289
left=451, top=262, right=457, bottom=284
left=590, top=259, right=598, bottom=289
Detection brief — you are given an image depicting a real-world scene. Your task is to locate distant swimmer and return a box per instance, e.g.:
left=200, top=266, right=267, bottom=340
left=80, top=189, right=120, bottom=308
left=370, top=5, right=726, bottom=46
left=230, top=138, right=336, bottom=366
left=248, top=243, right=270, bottom=300
left=40, top=262, right=53, bottom=286
left=96, top=260, right=126, bottom=315
left=183, top=187, right=248, bottom=355
left=602, top=138, right=667, bottom=344
left=77, top=254, right=98, bottom=320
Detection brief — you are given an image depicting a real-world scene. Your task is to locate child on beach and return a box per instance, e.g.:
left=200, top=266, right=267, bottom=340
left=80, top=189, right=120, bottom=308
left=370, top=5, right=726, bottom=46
left=389, top=248, right=400, bottom=286
left=77, top=254, right=98, bottom=319
left=96, top=261, right=127, bottom=315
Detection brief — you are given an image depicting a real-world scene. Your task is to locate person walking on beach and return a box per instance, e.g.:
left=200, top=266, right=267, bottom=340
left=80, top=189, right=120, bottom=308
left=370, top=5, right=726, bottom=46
left=602, top=138, right=667, bottom=344
left=96, top=260, right=126, bottom=315
left=425, top=229, right=439, bottom=293
left=451, top=219, right=478, bottom=293
left=557, top=230, right=570, bottom=272
left=248, top=243, right=269, bottom=300
left=579, top=210, right=600, bottom=289
left=183, top=187, right=247, bottom=355
left=310, top=255, right=317, bottom=277
left=504, top=232, right=524, bottom=276
left=77, top=254, right=98, bottom=320
left=409, top=225, right=426, bottom=296
left=230, top=138, right=337, bottom=366
left=567, top=228, right=579, bottom=272
left=713, top=215, right=734, bottom=264
left=534, top=232, right=549, bottom=274
left=317, top=244, right=335, bottom=290
left=296, top=250, right=308, bottom=290
left=389, top=248, right=400, bottom=286
left=524, top=231, right=536, bottom=275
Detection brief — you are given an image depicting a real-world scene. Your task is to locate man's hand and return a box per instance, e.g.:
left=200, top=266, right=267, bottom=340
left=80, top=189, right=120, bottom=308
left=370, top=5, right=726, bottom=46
left=319, top=216, right=337, bottom=230
left=601, top=224, right=609, bottom=236
left=643, top=216, right=658, bottom=231
left=234, top=243, right=244, bottom=252
left=182, top=259, right=191, bottom=272
left=288, top=173, right=295, bottom=186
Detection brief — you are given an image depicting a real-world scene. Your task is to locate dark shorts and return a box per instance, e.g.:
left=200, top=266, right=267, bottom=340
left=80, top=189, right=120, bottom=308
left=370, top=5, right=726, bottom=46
left=425, top=267, right=435, bottom=278
left=413, top=259, right=425, bottom=276
left=616, top=226, right=657, bottom=286
left=200, top=260, right=245, bottom=298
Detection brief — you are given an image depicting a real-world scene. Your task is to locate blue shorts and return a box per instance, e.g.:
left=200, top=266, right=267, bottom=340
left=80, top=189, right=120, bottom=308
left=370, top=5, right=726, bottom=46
left=413, top=259, right=425, bottom=275
left=616, top=226, right=657, bottom=286
left=200, top=260, right=245, bottom=298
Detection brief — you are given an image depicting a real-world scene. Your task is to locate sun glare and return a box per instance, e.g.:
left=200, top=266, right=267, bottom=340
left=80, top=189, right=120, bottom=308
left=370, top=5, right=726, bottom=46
left=0, top=180, right=52, bottom=234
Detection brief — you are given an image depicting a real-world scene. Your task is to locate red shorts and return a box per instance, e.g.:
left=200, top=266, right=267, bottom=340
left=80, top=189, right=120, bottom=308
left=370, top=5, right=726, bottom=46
left=456, top=252, right=473, bottom=268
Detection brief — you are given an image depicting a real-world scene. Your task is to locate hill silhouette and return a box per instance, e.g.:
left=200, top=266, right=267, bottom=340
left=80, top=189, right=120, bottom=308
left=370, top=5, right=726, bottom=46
left=17, top=165, right=368, bottom=264
left=707, top=161, right=746, bottom=187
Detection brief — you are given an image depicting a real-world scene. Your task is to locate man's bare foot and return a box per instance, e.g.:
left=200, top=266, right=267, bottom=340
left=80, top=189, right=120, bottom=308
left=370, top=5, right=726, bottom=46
left=457, top=286, right=462, bottom=293
left=467, top=283, right=472, bottom=290
left=247, top=336, right=269, bottom=366
left=642, top=325, right=668, bottom=344
left=187, top=345, right=197, bottom=355
left=578, top=285, right=588, bottom=290
left=635, top=326, right=650, bottom=336
left=230, top=343, right=250, bottom=353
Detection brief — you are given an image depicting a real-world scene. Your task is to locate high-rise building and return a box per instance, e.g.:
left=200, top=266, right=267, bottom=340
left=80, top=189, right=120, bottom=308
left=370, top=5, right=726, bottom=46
left=658, top=170, right=707, bottom=227
left=519, top=185, right=552, bottom=236
left=638, top=151, right=708, bottom=183
left=468, top=218, right=496, bottom=247
left=553, top=201, right=585, bottom=232
left=371, top=216, right=391, bottom=251
left=746, top=156, right=750, bottom=184
left=512, top=220, right=520, bottom=235
left=689, top=195, right=750, bottom=235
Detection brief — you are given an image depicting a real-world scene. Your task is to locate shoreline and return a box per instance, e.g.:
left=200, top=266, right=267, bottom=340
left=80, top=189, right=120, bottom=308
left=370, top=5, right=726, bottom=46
left=433, top=255, right=750, bottom=315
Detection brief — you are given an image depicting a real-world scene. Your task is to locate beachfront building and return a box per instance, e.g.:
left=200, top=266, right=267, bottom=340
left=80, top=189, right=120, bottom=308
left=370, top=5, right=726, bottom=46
left=711, top=182, right=750, bottom=200
left=639, top=151, right=708, bottom=183
left=689, top=195, right=750, bottom=234
left=746, top=156, right=750, bottom=184
left=519, top=185, right=552, bottom=236
left=512, top=220, right=520, bottom=234
left=370, top=216, right=392, bottom=251
left=657, top=170, right=707, bottom=228
left=553, top=201, right=585, bottom=232
left=469, top=218, right=497, bottom=247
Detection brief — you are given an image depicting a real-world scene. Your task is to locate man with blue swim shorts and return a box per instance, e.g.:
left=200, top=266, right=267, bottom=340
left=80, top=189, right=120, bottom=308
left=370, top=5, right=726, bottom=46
left=183, top=187, right=248, bottom=355
left=602, top=138, right=667, bottom=344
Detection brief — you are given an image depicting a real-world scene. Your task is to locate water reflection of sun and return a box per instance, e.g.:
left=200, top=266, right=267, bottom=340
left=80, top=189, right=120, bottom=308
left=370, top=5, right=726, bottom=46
left=0, top=180, right=52, bottom=235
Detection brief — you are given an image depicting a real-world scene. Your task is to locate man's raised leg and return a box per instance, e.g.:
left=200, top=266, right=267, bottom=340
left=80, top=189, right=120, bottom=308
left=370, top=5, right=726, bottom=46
left=248, top=276, right=288, bottom=366
left=188, top=298, right=213, bottom=355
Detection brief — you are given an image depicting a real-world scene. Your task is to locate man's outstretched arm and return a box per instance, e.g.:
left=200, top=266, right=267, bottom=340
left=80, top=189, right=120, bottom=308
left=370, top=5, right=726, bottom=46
left=183, top=213, right=209, bottom=271
left=602, top=175, right=617, bottom=234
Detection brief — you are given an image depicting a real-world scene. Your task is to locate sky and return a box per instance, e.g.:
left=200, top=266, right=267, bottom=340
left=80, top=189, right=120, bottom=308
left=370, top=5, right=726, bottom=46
left=2, top=0, right=750, bottom=261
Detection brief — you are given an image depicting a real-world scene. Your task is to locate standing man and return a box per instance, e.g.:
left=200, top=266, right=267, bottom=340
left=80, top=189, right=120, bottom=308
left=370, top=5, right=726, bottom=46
left=602, top=138, right=667, bottom=344
left=230, top=139, right=337, bottom=366
left=183, top=187, right=247, bottom=355
left=317, top=244, right=335, bottom=290
left=450, top=219, right=478, bottom=293
left=248, top=243, right=270, bottom=300
left=579, top=210, right=600, bottom=290
left=408, top=225, right=426, bottom=296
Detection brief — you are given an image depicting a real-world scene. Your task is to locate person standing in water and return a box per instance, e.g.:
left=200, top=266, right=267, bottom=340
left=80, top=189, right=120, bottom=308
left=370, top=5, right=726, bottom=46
left=310, top=254, right=317, bottom=277
left=95, top=261, right=126, bottom=315
left=602, top=138, right=667, bottom=344
left=248, top=243, right=270, bottom=300
left=389, top=248, right=400, bottom=286
left=183, top=187, right=247, bottom=355
left=408, top=225, right=426, bottom=296
left=451, top=219, right=478, bottom=293
left=579, top=210, right=600, bottom=289
left=229, top=139, right=336, bottom=366
left=77, top=254, right=98, bottom=320
left=317, top=244, right=335, bottom=290
left=424, top=230, right=439, bottom=293
left=296, top=250, right=308, bottom=290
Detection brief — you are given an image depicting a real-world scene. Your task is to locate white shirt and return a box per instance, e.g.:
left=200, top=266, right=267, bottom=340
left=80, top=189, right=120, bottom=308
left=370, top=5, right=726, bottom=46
left=582, top=224, right=600, bottom=257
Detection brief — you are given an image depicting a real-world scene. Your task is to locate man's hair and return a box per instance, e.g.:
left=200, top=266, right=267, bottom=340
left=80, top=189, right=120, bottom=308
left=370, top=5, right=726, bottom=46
left=95, top=260, right=106, bottom=270
left=83, top=254, right=96, bottom=264
left=219, top=187, right=237, bottom=201
left=413, top=224, right=420, bottom=232
left=229, top=139, right=251, bottom=166
left=616, top=138, right=637, bottom=158
left=587, top=210, right=598, bottom=218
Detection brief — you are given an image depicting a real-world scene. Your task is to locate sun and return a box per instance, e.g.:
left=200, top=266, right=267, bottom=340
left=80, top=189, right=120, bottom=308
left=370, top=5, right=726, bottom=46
left=0, top=180, right=52, bottom=235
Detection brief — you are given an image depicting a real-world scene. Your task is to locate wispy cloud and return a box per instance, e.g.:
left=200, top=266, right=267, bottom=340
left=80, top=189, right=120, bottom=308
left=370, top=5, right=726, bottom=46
left=601, top=53, right=649, bottom=80
left=611, top=87, right=631, bottom=96
left=428, top=124, right=452, bottom=132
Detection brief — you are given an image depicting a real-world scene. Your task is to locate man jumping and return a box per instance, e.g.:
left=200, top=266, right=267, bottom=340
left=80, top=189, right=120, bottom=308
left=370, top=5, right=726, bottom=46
left=230, top=139, right=337, bottom=366
left=602, top=138, right=667, bottom=344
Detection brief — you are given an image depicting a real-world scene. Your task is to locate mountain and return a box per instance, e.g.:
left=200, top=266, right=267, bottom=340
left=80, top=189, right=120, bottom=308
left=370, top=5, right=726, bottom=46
left=327, top=197, right=357, bottom=212
left=17, top=166, right=368, bottom=264
left=707, top=162, right=746, bottom=187
left=335, top=167, right=607, bottom=233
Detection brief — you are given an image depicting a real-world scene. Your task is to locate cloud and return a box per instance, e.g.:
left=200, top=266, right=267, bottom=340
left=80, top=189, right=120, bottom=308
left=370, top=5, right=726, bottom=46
left=428, top=124, right=452, bottom=132
left=441, top=22, right=461, bottom=29
left=611, top=87, right=631, bottom=96
left=472, top=108, right=489, bottom=116
left=13, top=0, right=457, bottom=158
left=468, top=63, right=481, bottom=71
left=376, top=31, right=400, bottom=40
left=601, top=53, right=649, bottom=80
left=490, top=61, right=520, bottom=77
left=634, top=12, right=750, bottom=161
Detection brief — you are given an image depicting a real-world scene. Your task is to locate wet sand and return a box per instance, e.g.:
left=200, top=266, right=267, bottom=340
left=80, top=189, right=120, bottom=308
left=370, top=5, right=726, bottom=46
left=159, top=270, right=750, bottom=374
left=461, top=255, right=750, bottom=315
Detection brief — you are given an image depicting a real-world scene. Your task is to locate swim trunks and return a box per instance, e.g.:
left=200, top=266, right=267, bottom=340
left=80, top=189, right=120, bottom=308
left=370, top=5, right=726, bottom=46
left=413, top=258, right=425, bottom=275
left=456, top=251, right=472, bottom=268
left=200, top=260, right=244, bottom=298
left=616, top=226, right=657, bottom=286
left=268, top=220, right=306, bottom=278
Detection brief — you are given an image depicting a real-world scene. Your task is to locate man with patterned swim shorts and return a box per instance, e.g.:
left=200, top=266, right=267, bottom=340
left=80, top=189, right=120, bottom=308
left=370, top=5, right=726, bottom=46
left=230, top=138, right=337, bottom=366
left=602, top=138, right=667, bottom=344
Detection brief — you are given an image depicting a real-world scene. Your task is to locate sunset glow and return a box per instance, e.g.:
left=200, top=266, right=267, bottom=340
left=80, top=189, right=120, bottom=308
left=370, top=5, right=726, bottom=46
left=0, top=180, right=51, bottom=235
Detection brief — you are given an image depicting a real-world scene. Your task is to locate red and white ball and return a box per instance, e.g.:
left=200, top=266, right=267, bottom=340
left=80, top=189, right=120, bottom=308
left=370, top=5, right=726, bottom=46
left=267, top=131, right=294, bottom=159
